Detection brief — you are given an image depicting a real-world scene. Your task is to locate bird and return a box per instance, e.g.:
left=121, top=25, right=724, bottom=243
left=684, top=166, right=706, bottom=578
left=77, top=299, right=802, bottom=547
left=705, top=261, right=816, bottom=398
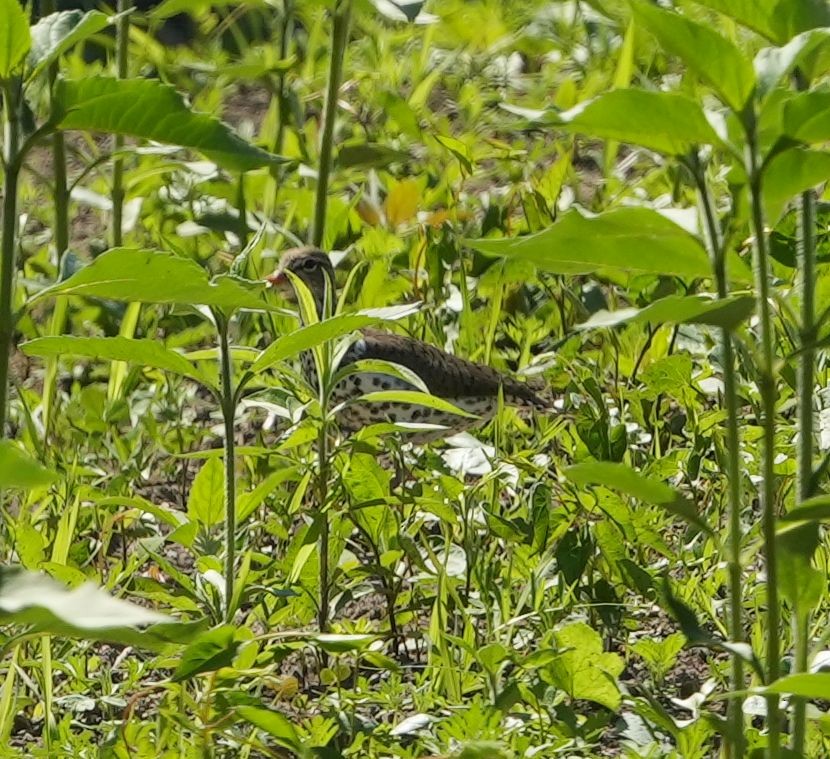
left=265, top=246, right=551, bottom=441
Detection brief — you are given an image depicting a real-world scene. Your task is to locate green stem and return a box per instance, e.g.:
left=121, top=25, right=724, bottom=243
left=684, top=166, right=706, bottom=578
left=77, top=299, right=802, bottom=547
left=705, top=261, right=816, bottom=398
left=112, top=0, right=130, bottom=249
left=690, top=154, right=745, bottom=758
left=310, top=0, right=352, bottom=247
left=218, top=316, right=237, bottom=622
left=236, top=173, right=248, bottom=249
left=746, top=118, right=781, bottom=756
left=274, top=0, right=293, bottom=157
left=0, top=80, right=22, bottom=439
left=791, top=84, right=817, bottom=754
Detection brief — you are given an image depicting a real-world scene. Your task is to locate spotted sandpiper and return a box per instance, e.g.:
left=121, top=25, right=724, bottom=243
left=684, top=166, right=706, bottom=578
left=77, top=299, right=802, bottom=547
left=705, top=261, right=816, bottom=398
left=266, top=247, right=551, bottom=440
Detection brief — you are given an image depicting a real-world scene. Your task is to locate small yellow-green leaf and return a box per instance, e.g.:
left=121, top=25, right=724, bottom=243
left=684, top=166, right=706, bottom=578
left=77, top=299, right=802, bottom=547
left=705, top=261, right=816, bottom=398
left=0, top=441, right=59, bottom=489
left=187, top=458, right=224, bottom=527
left=0, top=0, right=31, bottom=78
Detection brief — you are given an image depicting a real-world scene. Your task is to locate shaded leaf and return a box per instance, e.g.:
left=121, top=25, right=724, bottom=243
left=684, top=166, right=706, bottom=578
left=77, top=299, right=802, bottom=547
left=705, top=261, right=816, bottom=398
left=337, top=141, right=410, bottom=169
left=313, top=633, right=376, bottom=653
left=763, top=148, right=830, bottom=224
left=763, top=673, right=830, bottom=699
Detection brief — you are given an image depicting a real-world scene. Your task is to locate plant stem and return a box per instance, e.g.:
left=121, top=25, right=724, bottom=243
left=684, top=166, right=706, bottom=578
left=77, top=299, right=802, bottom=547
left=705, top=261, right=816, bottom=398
left=690, top=153, right=745, bottom=758
left=107, top=0, right=135, bottom=403
left=274, top=0, right=293, bottom=157
left=746, top=118, right=781, bottom=756
left=310, top=0, right=352, bottom=247
left=316, top=423, right=330, bottom=634
left=218, top=316, right=237, bottom=622
left=791, top=80, right=817, bottom=754
left=0, top=80, right=22, bottom=439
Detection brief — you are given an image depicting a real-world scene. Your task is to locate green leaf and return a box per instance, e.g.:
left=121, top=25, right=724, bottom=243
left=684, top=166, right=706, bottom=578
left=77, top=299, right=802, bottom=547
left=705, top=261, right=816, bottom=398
left=54, top=77, right=285, bottom=172
left=187, top=458, right=224, bottom=527
left=0, top=566, right=181, bottom=652
left=0, top=441, right=59, bottom=489
left=763, top=673, right=830, bottom=699
left=689, top=0, right=830, bottom=44
left=780, top=495, right=830, bottom=523
left=0, top=0, right=31, bottom=78
left=171, top=624, right=239, bottom=682
left=783, top=92, right=830, bottom=145
left=33, top=248, right=274, bottom=312
left=530, top=90, right=723, bottom=155
left=465, top=207, right=743, bottom=281
left=754, top=29, right=830, bottom=98
left=548, top=622, right=624, bottom=710
left=764, top=148, right=830, bottom=224
left=21, top=336, right=212, bottom=386
left=251, top=304, right=419, bottom=374
left=236, top=706, right=304, bottom=754
left=566, top=462, right=711, bottom=533
left=27, top=10, right=113, bottom=80
left=578, top=294, right=754, bottom=331
left=312, top=633, right=376, bottom=653
left=337, top=141, right=411, bottom=169
left=631, top=0, right=755, bottom=112
left=358, top=390, right=478, bottom=419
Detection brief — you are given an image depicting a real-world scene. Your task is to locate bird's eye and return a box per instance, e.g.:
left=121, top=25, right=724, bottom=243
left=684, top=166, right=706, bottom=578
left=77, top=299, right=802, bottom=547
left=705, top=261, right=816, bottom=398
left=302, top=259, right=318, bottom=272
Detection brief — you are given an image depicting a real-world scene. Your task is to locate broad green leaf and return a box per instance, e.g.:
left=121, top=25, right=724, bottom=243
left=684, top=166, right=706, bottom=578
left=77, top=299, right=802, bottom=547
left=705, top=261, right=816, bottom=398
left=251, top=303, right=419, bottom=374
left=566, top=462, right=711, bottom=533
left=548, top=622, right=624, bottom=710
left=754, top=29, right=830, bottom=97
left=187, top=458, right=224, bottom=527
left=313, top=633, right=376, bottom=653
left=783, top=91, right=830, bottom=145
left=236, top=707, right=304, bottom=754
left=27, top=10, right=113, bottom=80
left=536, top=90, right=723, bottom=155
left=33, top=248, right=274, bottom=312
left=465, top=207, right=743, bottom=281
left=54, top=77, right=285, bottom=172
left=358, top=390, right=477, bottom=418
left=689, top=0, right=830, bottom=44
left=333, top=358, right=430, bottom=394
left=763, top=148, right=830, bottom=224
left=780, top=495, right=830, bottom=523
left=171, top=624, right=239, bottom=682
left=631, top=0, right=755, bottom=112
left=21, top=336, right=212, bottom=386
left=578, top=294, right=754, bottom=331
left=0, top=566, right=181, bottom=652
left=763, top=673, right=830, bottom=699
left=0, top=0, right=30, bottom=78
left=0, top=441, right=58, bottom=489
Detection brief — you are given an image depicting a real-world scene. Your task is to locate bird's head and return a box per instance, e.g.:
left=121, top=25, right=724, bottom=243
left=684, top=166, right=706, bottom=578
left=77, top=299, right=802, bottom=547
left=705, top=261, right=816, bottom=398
left=266, top=246, right=336, bottom=318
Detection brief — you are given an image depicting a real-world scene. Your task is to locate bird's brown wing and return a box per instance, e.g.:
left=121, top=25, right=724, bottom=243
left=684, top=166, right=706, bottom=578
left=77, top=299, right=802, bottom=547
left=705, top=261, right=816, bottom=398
left=342, top=328, right=549, bottom=408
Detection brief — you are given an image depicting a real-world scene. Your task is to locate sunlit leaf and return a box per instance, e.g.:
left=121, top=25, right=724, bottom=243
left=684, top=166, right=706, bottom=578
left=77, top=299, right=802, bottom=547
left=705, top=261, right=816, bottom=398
left=53, top=77, right=285, bottom=171
left=689, top=0, right=830, bottom=44
left=631, top=0, right=755, bottom=112
left=578, top=294, right=754, bottom=331
left=0, top=0, right=30, bottom=77
left=33, top=248, right=275, bottom=312
left=236, top=706, right=304, bottom=753
left=187, top=458, right=225, bottom=527
left=523, top=90, right=723, bottom=155
left=358, top=390, right=478, bottom=418
left=566, top=462, right=711, bottom=533
left=466, top=207, right=749, bottom=281
left=0, top=441, right=59, bottom=489
left=171, top=624, right=239, bottom=681
left=21, top=336, right=213, bottom=386
left=763, top=673, right=830, bottom=699
left=28, top=10, right=114, bottom=80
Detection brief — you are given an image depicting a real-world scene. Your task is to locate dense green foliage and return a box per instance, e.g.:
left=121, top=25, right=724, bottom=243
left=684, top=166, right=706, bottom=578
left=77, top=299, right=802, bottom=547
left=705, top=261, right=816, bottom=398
left=3, top=0, right=830, bottom=757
